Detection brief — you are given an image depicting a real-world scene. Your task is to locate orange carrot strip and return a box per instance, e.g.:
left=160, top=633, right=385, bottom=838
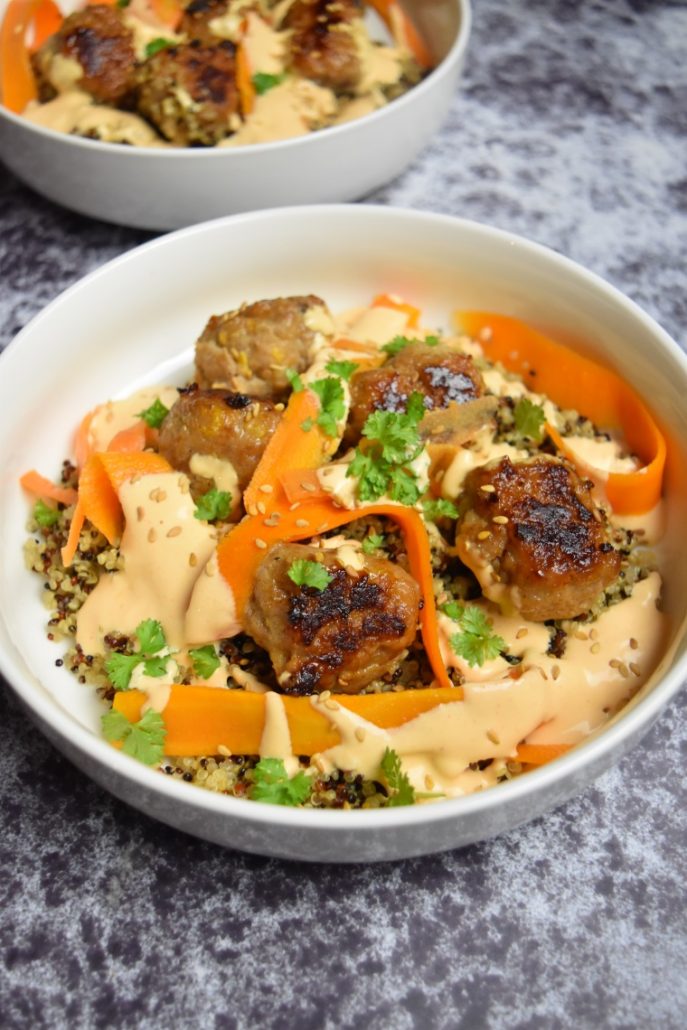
left=456, top=311, right=666, bottom=515
left=243, top=388, right=327, bottom=512
left=61, top=499, right=85, bottom=567
left=107, top=420, right=147, bottom=454
left=20, top=470, right=78, bottom=507
left=366, top=1, right=433, bottom=69
left=148, top=0, right=182, bottom=29
left=1, top=0, right=41, bottom=113
left=217, top=498, right=454, bottom=692
left=278, top=467, right=328, bottom=505
left=332, top=337, right=381, bottom=355
left=372, top=293, right=421, bottom=329
left=74, top=408, right=99, bottom=470
left=77, top=451, right=171, bottom=546
left=29, top=0, right=61, bottom=50
left=236, top=42, right=255, bottom=116
left=113, top=685, right=462, bottom=757
left=515, top=742, right=572, bottom=766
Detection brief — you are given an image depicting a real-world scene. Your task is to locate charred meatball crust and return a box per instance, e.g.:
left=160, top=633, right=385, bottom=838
left=244, top=542, right=421, bottom=693
left=283, top=0, right=363, bottom=93
left=195, top=295, right=334, bottom=397
left=135, top=41, right=240, bottom=146
left=179, top=0, right=233, bottom=45
left=157, top=387, right=281, bottom=510
left=347, top=344, right=484, bottom=442
left=32, top=5, right=136, bottom=106
left=455, top=455, right=622, bottom=622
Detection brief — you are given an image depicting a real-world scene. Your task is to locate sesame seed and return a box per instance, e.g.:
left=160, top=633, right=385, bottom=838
left=325, top=700, right=339, bottom=712
left=167, top=526, right=182, bottom=538
left=147, top=528, right=157, bottom=543
left=486, top=729, right=500, bottom=744
left=259, top=484, right=273, bottom=494
left=319, top=690, right=331, bottom=701
left=301, top=481, right=317, bottom=492
left=136, top=506, right=145, bottom=522
left=424, top=775, right=435, bottom=791
left=618, top=662, right=630, bottom=678
left=246, top=504, right=258, bottom=516
left=263, top=516, right=279, bottom=527
left=480, top=484, right=496, bottom=493
left=289, top=502, right=300, bottom=511
left=295, top=518, right=310, bottom=528
left=589, top=628, right=598, bottom=640
left=609, top=658, right=622, bottom=670
left=492, top=515, right=509, bottom=525
left=516, top=628, right=528, bottom=639
left=629, top=637, right=638, bottom=649
left=479, top=326, right=493, bottom=342
left=477, top=530, right=491, bottom=540
left=275, top=403, right=285, bottom=412
left=537, top=666, right=548, bottom=680
left=205, top=563, right=215, bottom=576
left=551, top=664, right=561, bottom=680
left=255, top=538, right=267, bottom=549
left=354, top=728, right=366, bottom=743
left=575, top=630, right=589, bottom=641
left=217, top=744, right=232, bottom=757
left=257, top=501, right=266, bottom=515
left=189, top=553, right=198, bottom=567
left=629, top=662, right=642, bottom=677
left=590, top=642, right=601, bottom=654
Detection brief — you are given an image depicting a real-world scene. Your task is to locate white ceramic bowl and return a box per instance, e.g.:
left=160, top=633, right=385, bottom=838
left=1, top=205, right=686, bottom=862
left=0, top=0, right=469, bottom=230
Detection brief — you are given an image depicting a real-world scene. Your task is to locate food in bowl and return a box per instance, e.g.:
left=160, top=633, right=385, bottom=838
left=19, top=287, right=668, bottom=810
left=3, top=0, right=430, bottom=147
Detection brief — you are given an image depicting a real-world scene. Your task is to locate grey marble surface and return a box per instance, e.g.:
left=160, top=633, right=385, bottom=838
left=1, top=0, right=686, bottom=1026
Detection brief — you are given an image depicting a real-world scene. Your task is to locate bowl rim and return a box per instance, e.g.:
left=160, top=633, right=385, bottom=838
left=0, top=0, right=471, bottom=158
left=1, top=203, right=686, bottom=837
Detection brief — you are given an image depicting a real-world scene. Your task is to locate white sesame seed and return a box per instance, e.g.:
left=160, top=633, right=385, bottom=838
left=147, top=528, right=157, bottom=543
left=259, top=484, right=273, bottom=494
left=255, top=538, right=267, bottom=549
left=167, top=526, right=182, bottom=538
left=295, top=518, right=310, bottom=528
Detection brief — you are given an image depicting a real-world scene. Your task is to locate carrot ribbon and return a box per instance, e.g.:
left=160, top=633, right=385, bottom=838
left=456, top=311, right=666, bottom=515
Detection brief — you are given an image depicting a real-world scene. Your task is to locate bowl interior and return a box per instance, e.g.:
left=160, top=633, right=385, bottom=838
left=0, top=206, right=686, bottom=822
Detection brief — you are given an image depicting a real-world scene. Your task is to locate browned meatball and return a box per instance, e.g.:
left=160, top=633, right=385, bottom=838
left=135, top=41, right=240, bottom=146
left=347, top=344, right=484, bottom=441
left=455, top=456, right=622, bottom=622
left=195, top=295, right=334, bottom=397
left=179, top=0, right=232, bottom=45
left=283, top=0, right=362, bottom=93
left=157, top=387, right=280, bottom=511
left=32, top=5, right=136, bottom=106
left=244, top=542, right=421, bottom=693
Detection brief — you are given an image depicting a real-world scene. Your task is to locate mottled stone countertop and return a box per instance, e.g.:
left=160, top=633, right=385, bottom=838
left=1, top=1, right=686, bottom=1026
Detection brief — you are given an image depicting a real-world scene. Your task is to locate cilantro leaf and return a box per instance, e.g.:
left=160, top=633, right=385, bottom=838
left=287, top=559, right=333, bottom=591
left=252, top=72, right=285, bottom=95
left=444, top=604, right=506, bottom=667
left=136, top=619, right=166, bottom=656
left=325, top=359, right=358, bottom=381
left=361, top=532, right=385, bottom=555
left=348, top=391, right=426, bottom=504
left=422, top=497, right=459, bottom=521
left=381, top=334, right=441, bottom=357
left=514, top=397, right=545, bottom=442
left=105, top=652, right=142, bottom=692
left=251, top=757, right=313, bottom=806
left=380, top=748, right=416, bottom=807
left=34, top=499, right=59, bottom=528
left=142, top=656, right=169, bottom=678
left=137, top=397, right=169, bottom=429
left=145, top=38, right=175, bottom=59
left=194, top=488, right=232, bottom=522
left=424, top=334, right=440, bottom=346
left=285, top=367, right=304, bottom=393
left=310, top=376, right=345, bottom=437
left=102, top=708, right=166, bottom=766
left=116, top=0, right=131, bottom=7
left=189, top=644, right=221, bottom=680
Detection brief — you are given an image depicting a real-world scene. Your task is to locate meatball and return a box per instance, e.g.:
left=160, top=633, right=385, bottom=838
left=179, top=0, right=232, bottom=45
left=244, top=542, right=421, bottom=693
left=282, top=0, right=363, bottom=93
left=32, top=5, right=136, bottom=106
left=347, top=344, right=484, bottom=441
left=135, top=41, right=240, bottom=146
left=195, top=295, right=335, bottom=397
left=157, top=387, right=281, bottom=510
left=455, top=456, right=622, bottom=621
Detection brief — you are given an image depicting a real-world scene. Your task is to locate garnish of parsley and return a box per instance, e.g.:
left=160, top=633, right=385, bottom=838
left=325, top=359, right=358, bottom=381
left=380, top=748, right=416, bottom=806
left=287, top=559, right=333, bottom=591
left=251, top=758, right=313, bottom=806
left=381, top=334, right=441, bottom=357
left=422, top=497, right=458, bottom=521
left=347, top=391, right=426, bottom=505
left=252, top=72, right=285, bottom=95
left=361, top=532, right=385, bottom=555
left=144, top=38, right=175, bottom=59
left=309, top=376, right=346, bottom=437
left=188, top=644, right=221, bottom=680
left=106, top=618, right=172, bottom=691
left=513, top=397, right=546, bottom=442
left=194, top=488, right=232, bottom=522
left=441, top=602, right=506, bottom=667
left=34, top=499, right=60, bottom=528
left=137, top=397, right=170, bottom=429
left=101, top=708, right=166, bottom=766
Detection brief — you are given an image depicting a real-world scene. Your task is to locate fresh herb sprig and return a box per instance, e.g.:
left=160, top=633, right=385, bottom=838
left=144, top=38, right=176, bottom=59
left=194, top=488, right=232, bottom=522
left=252, top=72, right=285, bottom=95
left=102, top=708, right=166, bottom=766
left=513, top=397, right=545, bottom=442
left=288, top=559, right=333, bottom=592
left=347, top=392, right=426, bottom=505
left=106, top=619, right=172, bottom=691
left=441, top=602, right=506, bottom=667
left=251, top=758, right=313, bottom=806
left=309, top=376, right=346, bottom=437
left=381, top=334, right=440, bottom=357
left=34, top=499, right=60, bottom=528
left=422, top=497, right=458, bottom=522
left=189, top=644, right=221, bottom=680
left=361, top=532, right=385, bottom=555
left=137, top=397, right=170, bottom=429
